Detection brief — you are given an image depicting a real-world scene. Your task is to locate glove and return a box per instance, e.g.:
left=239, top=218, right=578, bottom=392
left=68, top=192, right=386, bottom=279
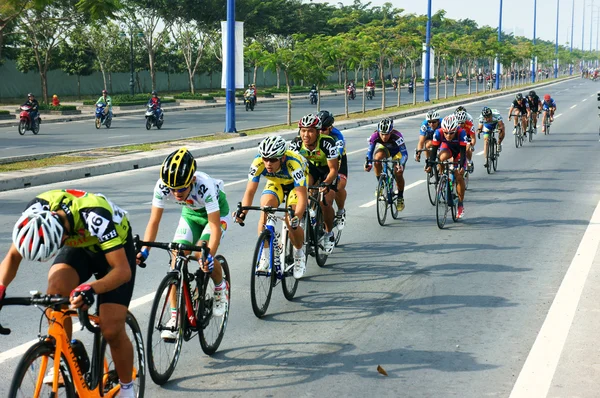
left=364, top=163, right=372, bottom=172
left=290, top=215, right=300, bottom=229
left=203, top=254, right=214, bottom=273
left=70, top=284, right=95, bottom=308
left=138, top=248, right=149, bottom=261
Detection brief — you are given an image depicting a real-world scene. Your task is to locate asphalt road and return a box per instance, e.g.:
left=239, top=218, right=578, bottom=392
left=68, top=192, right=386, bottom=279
left=0, top=81, right=485, bottom=160
left=0, top=77, right=597, bottom=397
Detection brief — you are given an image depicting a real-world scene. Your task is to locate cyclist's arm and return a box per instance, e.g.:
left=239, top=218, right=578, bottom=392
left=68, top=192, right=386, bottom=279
left=141, top=205, right=164, bottom=253
left=324, top=158, right=339, bottom=186
left=416, top=135, right=426, bottom=151
left=0, top=244, right=23, bottom=288
left=507, top=106, right=514, bottom=118
left=240, top=180, right=259, bottom=215
left=205, top=210, right=222, bottom=257
left=90, top=248, right=131, bottom=294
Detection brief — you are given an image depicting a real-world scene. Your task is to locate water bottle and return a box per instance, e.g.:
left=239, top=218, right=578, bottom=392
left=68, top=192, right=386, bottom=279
left=70, top=339, right=90, bottom=374
left=309, top=208, right=317, bottom=227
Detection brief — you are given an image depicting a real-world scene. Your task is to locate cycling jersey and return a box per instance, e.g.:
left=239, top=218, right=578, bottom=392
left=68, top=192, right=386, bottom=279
left=528, top=95, right=540, bottom=111
left=24, top=189, right=129, bottom=253
left=542, top=98, right=557, bottom=110
left=289, top=135, right=339, bottom=168
left=431, top=128, right=469, bottom=166
left=366, top=130, right=408, bottom=164
left=328, top=127, right=346, bottom=156
left=511, top=99, right=530, bottom=114
left=478, top=109, right=503, bottom=132
left=420, top=118, right=443, bottom=140
left=152, top=171, right=229, bottom=216
left=249, top=149, right=308, bottom=187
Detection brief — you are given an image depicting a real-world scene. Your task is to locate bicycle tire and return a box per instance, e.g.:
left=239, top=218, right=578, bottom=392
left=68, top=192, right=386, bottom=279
left=492, top=138, right=498, bottom=172
left=545, top=119, right=551, bottom=135
left=281, top=228, right=299, bottom=301
left=514, top=125, right=520, bottom=148
left=528, top=122, right=533, bottom=142
left=427, top=170, right=436, bottom=206
left=313, top=204, right=329, bottom=267
left=251, top=229, right=276, bottom=318
left=9, top=341, right=76, bottom=398
left=390, top=175, right=400, bottom=220
left=435, top=175, right=449, bottom=229
left=199, top=254, right=230, bottom=355
left=101, top=312, right=146, bottom=396
left=376, top=176, right=388, bottom=226
left=147, top=273, right=183, bottom=385
left=486, top=143, right=493, bottom=174
left=450, top=181, right=458, bottom=222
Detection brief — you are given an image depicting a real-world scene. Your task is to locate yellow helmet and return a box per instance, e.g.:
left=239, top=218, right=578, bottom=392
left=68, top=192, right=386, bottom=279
left=160, top=147, right=196, bottom=189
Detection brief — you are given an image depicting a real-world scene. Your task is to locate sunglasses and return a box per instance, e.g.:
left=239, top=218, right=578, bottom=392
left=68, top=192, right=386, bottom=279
left=427, top=120, right=438, bottom=124
left=262, top=157, right=281, bottom=163
left=443, top=131, right=456, bottom=135
left=170, top=186, right=190, bottom=193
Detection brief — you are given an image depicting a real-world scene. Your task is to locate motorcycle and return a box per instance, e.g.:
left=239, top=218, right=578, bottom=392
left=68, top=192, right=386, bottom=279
left=95, top=103, right=112, bottom=129
left=244, top=95, right=255, bottom=111
left=347, top=85, right=356, bottom=100
left=145, top=104, right=163, bottom=130
left=408, top=82, right=414, bottom=94
left=366, top=86, right=374, bottom=100
left=392, top=79, right=398, bottom=91
left=18, top=105, right=39, bottom=135
left=309, top=90, right=318, bottom=105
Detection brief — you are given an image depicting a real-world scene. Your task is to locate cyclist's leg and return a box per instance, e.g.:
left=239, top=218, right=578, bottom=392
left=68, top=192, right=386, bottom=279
left=285, top=187, right=305, bottom=250
left=259, top=180, right=284, bottom=235
left=454, top=155, right=466, bottom=202
left=521, top=114, right=527, bottom=135
left=373, top=146, right=388, bottom=179
left=393, top=153, right=406, bottom=195
left=319, top=176, right=336, bottom=233
left=335, top=154, right=348, bottom=212
left=542, top=110, right=548, bottom=131
left=483, top=133, right=489, bottom=164
left=197, top=212, right=231, bottom=285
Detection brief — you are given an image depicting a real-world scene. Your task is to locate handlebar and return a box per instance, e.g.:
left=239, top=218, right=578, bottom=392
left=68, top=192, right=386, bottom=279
left=0, top=293, right=99, bottom=335
left=235, top=202, right=295, bottom=227
left=134, top=235, right=210, bottom=259
left=307, top=184, right=332, bottom=206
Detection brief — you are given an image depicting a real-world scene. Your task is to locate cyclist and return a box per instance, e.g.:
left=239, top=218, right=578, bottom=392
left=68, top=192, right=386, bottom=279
left=234, top=135, right=308, bottom=278
left=508, top=93, right=530, bottom=137
left=318, top=110, right=348, bottom=230
left=477, top=106, right=506, bottom=168
left=541, top=94, right=557, bottom=133
left=96, top=89, right=113, bottom=120
left=426, top=115, right=468, bottom=219
left=137, top=148, right=230, bottom=340
left=289, top=114, right=339, bottom=254
left=0, top=189, right=137, bottom=396
left=415, top=109, right=441, bottom=163
left=364, top=117, right=408, bottom=212
left=455, top=108, right=476, bottom=172
left=527, top=90, right=541, bottom=133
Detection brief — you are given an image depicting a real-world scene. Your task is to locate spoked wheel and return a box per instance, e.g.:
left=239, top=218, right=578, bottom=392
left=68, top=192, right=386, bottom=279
left=514, top=127, right=520, bottom=148
left=105, top=118, right=111, bottom=128
left=528, top=126, right=533, bottom=142
left=146, top=118, right=152, bottom=130
left=313, top=204, right=328, bottom=267
left=486, top=146, right=493, bottom=174
left=390, top=176, right=401, bottom=220
left=376, top=176, right=388, bottom=226
left=95, top=117, right=101, bottom=129
left=492, top=142, right=499, bottom=172
left=101, top=312, right=146, bottom=396
left=545, top=121, right=551, bottom=135
left=199, top=255, right=230, bottom=355
left=435, top=175, right=449, bottom=229
left=32, top=121, right=39, bottom=135
left=147, top=273, right=183, bottom=385
left=18, top=120, right=26, bottom=135
left=250, top=230, right=275, bottom=318
left=427, top=170, right=437, bottom=206
left=8, top=341, right=76, bottom=397
left=450, top=183, right=458, bottom=222
left=281, top=227, right=299, bottom=301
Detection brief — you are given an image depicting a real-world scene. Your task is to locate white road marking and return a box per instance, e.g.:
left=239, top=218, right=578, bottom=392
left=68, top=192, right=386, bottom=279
left=225, top=178, right=247, bottom=187
left=476, top=150, right=484, bottom=156
left=554, top=113, right=562, bottom=119
left=591, top=93, right=596, bottom=98
left=2, top=145, right=35, bottom=150
left=581, top=98, right=587, bottom=102
left=107, top=135, right=130, bottom=139
left=570, top=104, right=577, bottom=109
left=359, top=179, right=425, bottom=208
left=509, top=199, right=600, bottom=398
left=347, top=148, right=366, bottom=156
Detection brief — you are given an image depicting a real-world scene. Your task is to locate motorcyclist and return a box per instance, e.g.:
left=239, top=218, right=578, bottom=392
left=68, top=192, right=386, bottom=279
left=347, top=80, right=356, bottom=99
left=366, top=78, right=375, bottom=97
left=95, top=89, right=113, bottom=120
left=244, top=84, right=256, bottom=106
left=147, top=90, right=163, bottom=121
left=408, top=80, right=414, bottom=93
left=309, top=84, right=318, bottom=103
left=391, top=77, right=398, bottom=90
left=22, top=93, right=40, bottom=127
left=251, top=83, right=258, bottom=105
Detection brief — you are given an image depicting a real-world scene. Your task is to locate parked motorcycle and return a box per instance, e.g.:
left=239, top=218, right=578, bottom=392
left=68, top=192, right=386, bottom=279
left=347, top=85, right=356, bottom=100
left=18, top=105, right=39, bottom=135
left=408, top=82, right=414, bottom=94
left=145, top=104, right=163, bottom=130
left=366, top=86, right=374, bottom=100
left=309, top=89, right=318, bottom=105
left=244, top=95, right=255, bottom=111
left=95, top=103, right=112, bottom=129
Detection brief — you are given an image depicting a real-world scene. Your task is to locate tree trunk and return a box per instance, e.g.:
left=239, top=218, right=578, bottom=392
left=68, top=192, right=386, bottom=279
left=77, top=75, right=81, bottom=99
left=285, top=70, right=291, bottom=126
left=189, top=71, right=195, bottom=94
left=276, top=65, right=281, bottom=89
left=435, top=55, right=441, bottom=100
left=361, top=65, right=366, bottom=113
left=149, top=51, right=156, bottom=91
left=98, top=59, right=107, bottom=90
left=253, top=64, right=258, bottom=85
left=344, top=68, right=349, bottom=117
left=338, top=64, right=342, bottom=85
left=444, top=59, right=448, bottom=99
left=108, top=72, right=113, bottom=94
left=380, top=60, right=385, bottom=111
left=397, top=66, right=402, bottom=107
left=40, top=70, right=48, bottom=104
left=453, top=70, right=458, bottom=97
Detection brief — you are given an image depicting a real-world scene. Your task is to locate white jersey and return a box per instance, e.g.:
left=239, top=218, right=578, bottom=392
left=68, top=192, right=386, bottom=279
left=478, top=109, right=503, bottom=125
left=152, top=171, right=224, bottom=215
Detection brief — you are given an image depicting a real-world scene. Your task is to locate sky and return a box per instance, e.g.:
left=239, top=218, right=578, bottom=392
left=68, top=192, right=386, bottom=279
left=311, top=0, right=597, bottom=50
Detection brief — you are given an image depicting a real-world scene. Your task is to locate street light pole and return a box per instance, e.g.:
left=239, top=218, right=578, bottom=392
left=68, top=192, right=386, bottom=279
left=129, top=34, right=134, bottom=96
left=532, top=0, right=537, bottom=83
left=424, top=0, right=432, bottom=102
left=570, top=0, right=574, bottom=75
left=496, top=0, right=503, bottom=90
left=592, top=0, right=595, bottom=52
left=224, top=0, right=236, bottom=133
left=555, top=0, right=560, bottom=78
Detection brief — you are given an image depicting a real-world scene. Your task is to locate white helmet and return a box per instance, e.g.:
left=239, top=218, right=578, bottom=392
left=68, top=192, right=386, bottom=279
left=454, top=110, right=468, bottom=123
left=377, top=118, right=394, bottom=134
left=12, top=211, right=64, bottom=262
left=441, top=114, right=459, bottom=132
left=298, top=113, right=322, bottom=129
left=258, top=135, right=287, bottom=158
left=426, top=110, right=440, bottom=121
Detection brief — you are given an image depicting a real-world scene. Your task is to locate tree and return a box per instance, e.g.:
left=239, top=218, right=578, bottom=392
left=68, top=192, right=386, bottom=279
left=245, top=40, right=266, bottom=86
left=59, top=26, right=94, bottom=98
left=170, top=18, right=211, bottom=94
left=85, top=21, right=129, bottom=92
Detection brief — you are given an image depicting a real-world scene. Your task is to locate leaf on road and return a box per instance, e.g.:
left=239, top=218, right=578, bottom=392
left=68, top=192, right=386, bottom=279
left=377, top=365, right=388, bottom=376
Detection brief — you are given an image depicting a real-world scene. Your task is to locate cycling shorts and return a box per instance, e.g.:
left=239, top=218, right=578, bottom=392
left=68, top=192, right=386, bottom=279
left=481, top=124, right=499, bottom=138
left=338, top=154, right=348, bottom=180
left=53, top=230, right=136, bottom=308
left=439, top=143, right=468, bottom=169
left=262, top=180, right=305, bottom=206
left=175, top=206, right=231, bottom=245
left=374, top=144, right=407, bottom=166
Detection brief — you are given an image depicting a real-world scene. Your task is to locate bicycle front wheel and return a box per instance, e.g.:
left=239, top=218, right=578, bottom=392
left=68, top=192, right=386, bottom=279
left=9, top=341, right=76, bottom=398
left=390, top=176, right=401, bottom=220
left=101, top=312, right=146, bottom=396
left=492, top=140, right=499, bottom=172
left=376, top=176, right=388, bottom=226
left=514, top=126, right=520, bottom=148
left=199, top=254, right=230, bottom=355
left=147, top=273, right=183, bottom=385
left=427, top=170, right=436, bottom=206
left=281, top=228, right=299, bottom=301
left=313, top=204, right=329, bottom=267
left=251, top=230, right=276, bottom=318
left=435, top=175, right=449, bottom=229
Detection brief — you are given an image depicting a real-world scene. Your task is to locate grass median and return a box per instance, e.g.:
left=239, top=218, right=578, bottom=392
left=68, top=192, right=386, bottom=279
left=0, top=77, right=571, bottom=173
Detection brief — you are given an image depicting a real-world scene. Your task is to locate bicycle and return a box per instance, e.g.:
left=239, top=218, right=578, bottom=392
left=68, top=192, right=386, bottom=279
left=306, top=184, right=339, bottom=266
left=367, top=158, right=401, bottom=226
left=527, top=112, right=534, bottom=142
left=480, top=128, right=500, bottom=174
left=1, top=292, right=145, bottom=397
left=135, top=236, right=230, bottom=384
left=512, top=113, right=524, bottom=148
left=236, top=203, right=299, bottom=318
left=543, top=111, right=552, bottom=134
left=428, top=160, right=460, bottom=229
left=416, top=148, right=438, bottom=206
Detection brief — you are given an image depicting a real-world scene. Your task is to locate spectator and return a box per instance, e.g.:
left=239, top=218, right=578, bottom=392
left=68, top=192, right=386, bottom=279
left=52, top=95, right=60, bottom=107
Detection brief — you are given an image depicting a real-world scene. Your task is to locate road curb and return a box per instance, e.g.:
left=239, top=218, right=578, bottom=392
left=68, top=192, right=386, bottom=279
left=0, top=76, right=577, bottom=192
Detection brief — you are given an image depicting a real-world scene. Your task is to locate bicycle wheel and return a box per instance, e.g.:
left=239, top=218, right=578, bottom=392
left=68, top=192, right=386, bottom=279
left=251, top=229, right=276, bottom=318
left=545, top=120, right=551, bottom=135
left=199, top=254, right=230, bottom=355
left=435, top=175, right=449, bottom=229
left=451, top=183, right=458, bottom=222
left=492, top=139, right=498, bottom=172
left=9, top=341, right=76, bottom=397
left=528, top=123, right=533, bottom=142
left=514, top=126, right=520, bottom=148
left=313, top=204, right=329, bottom=267
left=376, top=176, right=388, bottom=226
left=333, top=204, right=343, bottom=246
left=281, top=227, right=299, bottom=301
left=101, top=312, right=145, bottom=396
left=390, top=175, right=401, bottom=220
left=486, top=143, right=493, bottom=174
left=147, top=273, right=183, bottom=385
left=427, top=170, right=436, bottom=206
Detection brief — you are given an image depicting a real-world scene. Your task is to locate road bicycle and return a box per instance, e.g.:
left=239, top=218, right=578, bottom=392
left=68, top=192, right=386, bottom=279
left=1, top=292, right=145, bottom=397
left=236, top=203, right=299, bottom=318
left=306, top=183, right=341, bottom=266
left=135, top=236, right=230, bottom=385
left=367, top=158, right=401, bottom=226
left=543, top=110, right=552, bottom=134
left=480, top=128, right=500, bottom=174
left=511, top=113, right=525, bottom=148
left=428, top=160, right=460, bottom=229
left=527, top=112, right=535, bottom=142
left=416, top=148, right=438, bottom=206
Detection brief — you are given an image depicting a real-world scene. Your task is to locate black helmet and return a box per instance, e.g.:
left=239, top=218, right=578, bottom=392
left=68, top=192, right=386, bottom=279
left=481, top=106, right=492, bottom=117
left=455, top=106, right=466, bottom=113
left=160, top=147, right=196, bottom=189
left=317, top=110, right=334, bottom=129
left=27, top=93, right=34, bottom=97
left=516, top=93, right=523, bottom=100
left=152, top=90, right=157, bottom=96
left=528, top=90, right=536, bottom=97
